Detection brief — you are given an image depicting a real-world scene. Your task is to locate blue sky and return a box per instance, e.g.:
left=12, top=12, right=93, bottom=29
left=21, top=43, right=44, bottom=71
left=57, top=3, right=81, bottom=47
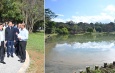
left=45, top=0, right=115, bottom=23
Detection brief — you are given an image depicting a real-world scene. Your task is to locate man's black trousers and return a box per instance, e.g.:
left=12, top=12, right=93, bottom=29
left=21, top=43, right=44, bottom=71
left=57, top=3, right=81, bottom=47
left=0, top=41, right=5, bottom=62
left=19, top=41, right=27, bottom=61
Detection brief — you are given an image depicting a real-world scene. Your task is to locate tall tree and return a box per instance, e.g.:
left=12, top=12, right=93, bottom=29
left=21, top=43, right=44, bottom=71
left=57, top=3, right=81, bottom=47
left=0, top=0, right=44, bottom=32
left=0, top=0, right=22, bottom=22
left=45, top=8, right=57, bottom=23
left=45, top=8, right=57, bottom=34
left=21, top=0, right=44, bottom=32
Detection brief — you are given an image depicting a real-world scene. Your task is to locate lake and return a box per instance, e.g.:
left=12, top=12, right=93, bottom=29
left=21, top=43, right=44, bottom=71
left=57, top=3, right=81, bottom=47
left=45, top=33, right=115, bottom=73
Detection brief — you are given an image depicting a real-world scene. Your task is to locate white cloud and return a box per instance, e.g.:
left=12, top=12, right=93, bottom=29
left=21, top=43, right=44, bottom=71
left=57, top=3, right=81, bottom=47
left=56, top=14, right=64, bottom=17
left=52, top=5, right=115, bottom=23
left=71, top=13, right=114, bottom=23
left=52, top=18, right=71, bottom=23
left=52, top=18, right=65, bottom=22
left=104, top=5, right=115, bottom=12
left=52, top=14, right=114, bottom=23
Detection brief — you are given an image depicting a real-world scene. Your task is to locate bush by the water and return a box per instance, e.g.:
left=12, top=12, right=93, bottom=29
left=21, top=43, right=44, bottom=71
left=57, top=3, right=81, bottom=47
left=87, top=27, right=93, bottom=33
left=56, top=27, right=69, bottom=34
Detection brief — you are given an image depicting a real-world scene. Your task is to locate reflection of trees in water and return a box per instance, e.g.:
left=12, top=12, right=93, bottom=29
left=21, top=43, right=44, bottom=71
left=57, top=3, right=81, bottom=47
left=46, top=34, right=115, bottom=45
left=58, top=35, right=69, bottom=40
left=45, top=33, right=115, bottom=58
left=45, top=42, right=56, bottom=56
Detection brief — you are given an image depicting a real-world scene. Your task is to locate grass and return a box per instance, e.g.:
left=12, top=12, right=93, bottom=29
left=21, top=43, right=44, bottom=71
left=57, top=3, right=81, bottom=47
left=27, top=32, right=44, bottom=53
left=26, top=32, right=44, bottom=73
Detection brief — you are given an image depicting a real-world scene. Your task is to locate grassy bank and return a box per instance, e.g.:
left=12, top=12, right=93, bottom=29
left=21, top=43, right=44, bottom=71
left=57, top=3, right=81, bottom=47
left=27, top=32, right=44, bottom=52
left=80, top=62, right=115, bottom=73
left=26, top=32, right=44, bottom=73
left=45, top=32, right=115, bottom=38
left=45, top=33, right=57, bottom=39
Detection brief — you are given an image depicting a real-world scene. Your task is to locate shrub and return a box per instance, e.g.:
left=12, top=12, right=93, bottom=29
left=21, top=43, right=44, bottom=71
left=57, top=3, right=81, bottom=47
left=56, top=27, right=69, bottom=34
left=87, top=27, right=93, bottom=33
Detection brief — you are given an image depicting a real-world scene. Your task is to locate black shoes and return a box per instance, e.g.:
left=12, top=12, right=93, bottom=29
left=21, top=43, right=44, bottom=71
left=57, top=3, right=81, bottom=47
left=18, top=60, right=21, bottom=61
left=7, top=55, right=14, bottom=58
left=7, top=55, right=9, bottom=58
left=0, top=61, right=6, bottom=64
left=11, top=55, right=14, bottom=58
left=18, top=59, right=25, bottom=63
left=20, top=60, right=25, bottom=63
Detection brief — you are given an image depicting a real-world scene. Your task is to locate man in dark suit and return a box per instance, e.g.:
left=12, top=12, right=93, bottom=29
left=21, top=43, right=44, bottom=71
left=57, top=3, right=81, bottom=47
left=5, top=21, right=15, bottom=57
left=14, top=23, right=20, bottom=56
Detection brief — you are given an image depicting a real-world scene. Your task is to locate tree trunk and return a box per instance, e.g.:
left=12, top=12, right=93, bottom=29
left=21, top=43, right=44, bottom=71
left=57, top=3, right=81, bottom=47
left=27, top=18, right=34, bottom=33
left=28, top=25, right=33, bottom=33
left=25, top=11, right=28, bottom=27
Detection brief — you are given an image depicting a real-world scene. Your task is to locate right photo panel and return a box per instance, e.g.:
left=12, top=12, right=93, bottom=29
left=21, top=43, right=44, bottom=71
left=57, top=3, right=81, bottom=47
left=45, top=0, right=115, bottom=73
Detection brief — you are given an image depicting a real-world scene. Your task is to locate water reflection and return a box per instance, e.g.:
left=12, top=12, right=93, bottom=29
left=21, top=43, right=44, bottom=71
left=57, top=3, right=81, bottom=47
left=56, top=42, right=115, bottom=51
left=45, top=34, right=115, bottom=73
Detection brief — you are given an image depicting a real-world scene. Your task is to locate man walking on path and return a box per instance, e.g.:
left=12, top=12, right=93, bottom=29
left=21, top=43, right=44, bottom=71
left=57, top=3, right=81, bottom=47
left=5, top=21, right=15, bottom=58
left=0, top=23, right=6, bottom=64
left=17, top=23, right=29, bottom=63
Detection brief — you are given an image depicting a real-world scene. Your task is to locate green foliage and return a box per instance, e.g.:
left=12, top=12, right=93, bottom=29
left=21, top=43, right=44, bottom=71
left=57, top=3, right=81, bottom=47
left=0, top=2, right=3, bottom=10
left=70, top=24, right=78, bottom=34
left=93, top=70, right=101, bottom=73
left=45, top=8, right=58, bottom=22
left=0, top=0, right=44, bottom=32
left=45, top=9, right=58, bottom=34
left=1, top=0, right=23, bottom=21
left=45, top=21, right=56, bottom=34
left=45, top=9, right=115, bottom=34
left=33, top=20, right=44, bottom=32
left=62, top=27, right=69, bottom=34
left=95, top=26, right=102, bottom=32
left=87, top=27, right=93, bottom=33
left=56, top=27, right=69, bottom=34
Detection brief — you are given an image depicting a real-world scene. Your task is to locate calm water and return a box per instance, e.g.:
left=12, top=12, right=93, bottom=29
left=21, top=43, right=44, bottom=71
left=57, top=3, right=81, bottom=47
left=45, top=33, right=115, bottom=73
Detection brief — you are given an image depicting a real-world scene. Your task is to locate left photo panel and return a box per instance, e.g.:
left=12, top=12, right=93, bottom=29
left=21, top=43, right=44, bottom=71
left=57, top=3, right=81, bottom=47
left=0, top=0, right=44, bottom=73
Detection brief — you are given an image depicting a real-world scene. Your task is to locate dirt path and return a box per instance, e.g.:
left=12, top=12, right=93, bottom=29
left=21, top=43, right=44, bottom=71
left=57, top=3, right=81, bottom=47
left=26, top=50, right=44, bottom=73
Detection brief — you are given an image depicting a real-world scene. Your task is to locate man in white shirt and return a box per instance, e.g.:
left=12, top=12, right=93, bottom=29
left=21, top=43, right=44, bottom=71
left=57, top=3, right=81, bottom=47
left=17, top=23, right=29, bottom=63
left=0, top=23, right=6, bottom=64
left=2, top=23, right=6, bottom=42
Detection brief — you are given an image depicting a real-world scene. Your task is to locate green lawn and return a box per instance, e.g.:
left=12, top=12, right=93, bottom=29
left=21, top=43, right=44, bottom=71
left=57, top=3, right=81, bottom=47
left=27, top=32, right=44, bottom=53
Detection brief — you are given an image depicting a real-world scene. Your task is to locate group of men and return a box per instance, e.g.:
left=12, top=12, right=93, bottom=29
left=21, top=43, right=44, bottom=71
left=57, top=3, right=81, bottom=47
left=0, top=21, right=29, bottom=64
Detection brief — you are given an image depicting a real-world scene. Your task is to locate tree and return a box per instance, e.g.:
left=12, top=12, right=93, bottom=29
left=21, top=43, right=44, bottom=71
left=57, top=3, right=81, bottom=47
left=56, top=27, right=69, bottom=34
left=0, top=0, right=44, bottom=32
left=45, top=8, right=58, bottom=34
left=45, top=21, right=56, bottom=34
left=62, top=27, right=69, bottom=34
left=33, top=20, right=44, bottom=32
left=21, top=0, right=44, bottom=32
left=1, top=0, right=23, bottom=22
left=66, top=20, right=75, bottom=25
left=70, top=24, right=77, bottom=34
left=87, top=27, right=93, bottom=33
left=45, top=8, right=57, bottom=22
left=95, top=26, right=102, bottom=32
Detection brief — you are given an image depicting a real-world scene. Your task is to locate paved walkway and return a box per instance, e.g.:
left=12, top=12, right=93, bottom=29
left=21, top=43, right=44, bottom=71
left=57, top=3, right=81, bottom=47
left=0, top=54, right=23, bottom=73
